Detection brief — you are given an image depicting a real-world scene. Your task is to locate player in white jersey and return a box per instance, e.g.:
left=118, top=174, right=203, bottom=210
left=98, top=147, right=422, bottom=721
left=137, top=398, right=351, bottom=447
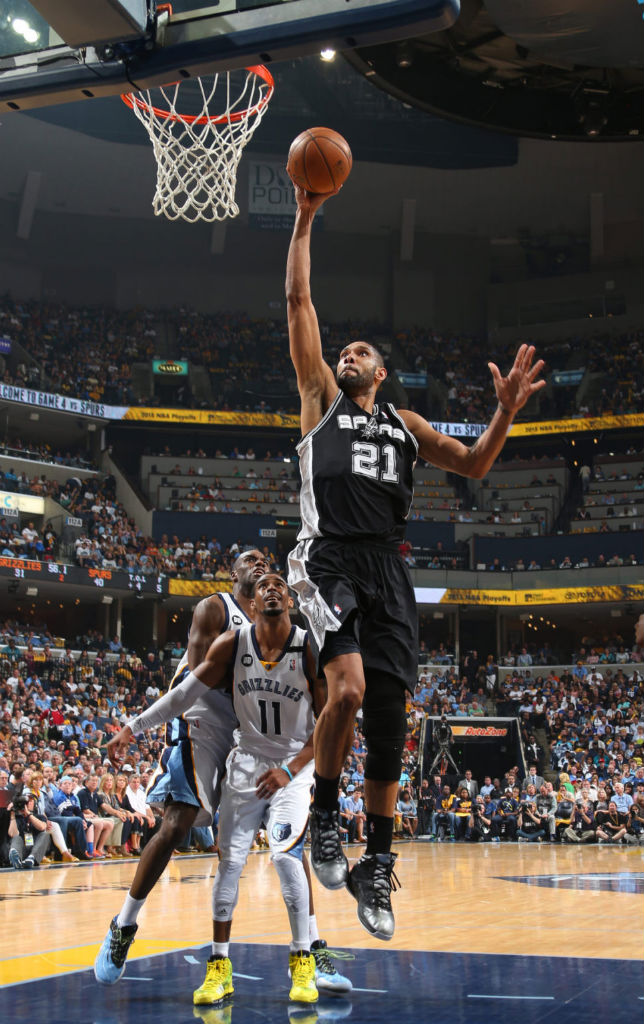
left=146, top=588, right=250, bottom=828
left=95, top=553, right=350, bottom=995
left=105, top=573, right=331, bottom=1005
left=94, top=550, right=268, bottom=985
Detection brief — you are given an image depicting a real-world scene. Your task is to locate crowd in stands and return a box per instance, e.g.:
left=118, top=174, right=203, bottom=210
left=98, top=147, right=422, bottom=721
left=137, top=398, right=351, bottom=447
left=0, top=438, right=96, bottom=471
left=570, top=454, right=644, bottom=535
left=3, top=445, right=640, bottom=578
left=0, top=462, right=268, bottom=579
left=483, top=552, right=643, bottom=571
left=395, top=328, right=644, bottom=422
left=336, top=629, right=644, bottom=845
left=74, top=523, right=278, bottom=582
left=3, top=297, right=642, bottom=422
left=169, top=309, right=296, bottom=413
left=1, top=614, right=642, bottom=867
left=0, top=300, right=150, bottom=406
left=389, top=763, right=644, bottom=844
left=336, top=687, right=644, bottom=846
left=0, top=518, right=58, bottom=562
left=582, top=331, right=644, bottom=417
left=0, top=631, right=186, bottom=867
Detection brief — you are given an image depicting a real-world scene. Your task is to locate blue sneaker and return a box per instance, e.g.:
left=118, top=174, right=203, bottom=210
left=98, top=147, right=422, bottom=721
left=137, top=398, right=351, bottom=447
left=94, top=916, right=138, bottom=984
left=311, top=941, right=353, bottom=993
left=9, top=848, right=23, bottom=870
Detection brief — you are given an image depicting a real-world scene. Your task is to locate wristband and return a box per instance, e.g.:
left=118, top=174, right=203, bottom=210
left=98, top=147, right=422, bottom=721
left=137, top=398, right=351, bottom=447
left=281, top=764, right=293, bottom=781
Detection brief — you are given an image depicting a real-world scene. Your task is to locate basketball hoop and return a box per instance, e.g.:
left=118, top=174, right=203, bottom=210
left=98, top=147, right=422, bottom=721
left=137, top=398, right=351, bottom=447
left=121, top=65, right=274, bottom=223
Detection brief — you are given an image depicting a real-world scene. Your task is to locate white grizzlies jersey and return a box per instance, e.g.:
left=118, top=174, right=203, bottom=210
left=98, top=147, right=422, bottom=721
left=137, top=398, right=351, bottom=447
left=166, top=592, right=249, bottom=745
left=231, top=623, right=315, bottom=760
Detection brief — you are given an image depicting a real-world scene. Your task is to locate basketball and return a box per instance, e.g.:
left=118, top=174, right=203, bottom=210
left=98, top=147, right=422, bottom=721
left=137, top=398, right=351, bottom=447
left=286, top=127, right=352, bottom=194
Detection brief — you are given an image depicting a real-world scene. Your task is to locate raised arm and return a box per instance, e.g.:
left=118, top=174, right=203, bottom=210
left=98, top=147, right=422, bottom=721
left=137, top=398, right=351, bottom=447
left=285, top=186, right=338, bottom=434
left=107, top=631, right=237, bottom=765
left=399, top=344, right=546, bottom=479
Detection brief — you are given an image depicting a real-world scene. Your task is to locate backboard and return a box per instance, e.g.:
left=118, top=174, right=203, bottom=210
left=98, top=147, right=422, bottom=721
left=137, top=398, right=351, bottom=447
left=0, top=0, right=459, bottom=112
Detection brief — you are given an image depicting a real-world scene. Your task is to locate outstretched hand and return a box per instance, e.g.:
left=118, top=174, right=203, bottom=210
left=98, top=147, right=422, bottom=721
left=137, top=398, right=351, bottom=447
left=488, top=344, right=546, bottom=415
left=107, top=724, right=134, bottom=768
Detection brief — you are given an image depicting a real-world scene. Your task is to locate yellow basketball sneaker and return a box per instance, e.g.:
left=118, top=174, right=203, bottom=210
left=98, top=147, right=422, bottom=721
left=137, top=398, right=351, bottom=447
left=288, top=951, right=318, bottom=1003
left=193, top=956, right=234, bottom=1006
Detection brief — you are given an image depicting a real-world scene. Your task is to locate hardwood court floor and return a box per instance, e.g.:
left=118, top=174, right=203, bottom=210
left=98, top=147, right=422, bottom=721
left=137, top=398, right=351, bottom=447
left=1, top=839, right=642, bottom=989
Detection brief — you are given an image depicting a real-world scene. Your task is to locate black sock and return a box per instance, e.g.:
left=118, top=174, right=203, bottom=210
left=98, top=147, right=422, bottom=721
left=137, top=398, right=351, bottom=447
left=313, top=772, right=341, bottom=812
left=366, top=813, right=394, bottom=855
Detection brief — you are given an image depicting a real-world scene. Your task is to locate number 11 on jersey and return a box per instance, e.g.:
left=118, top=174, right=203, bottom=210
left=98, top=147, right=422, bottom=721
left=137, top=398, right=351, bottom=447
left=258, top=698, right=282, bottom=735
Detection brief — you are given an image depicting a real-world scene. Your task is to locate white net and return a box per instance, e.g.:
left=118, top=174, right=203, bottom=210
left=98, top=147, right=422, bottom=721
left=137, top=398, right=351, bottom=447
left=123, top=66, right=274, bottom=223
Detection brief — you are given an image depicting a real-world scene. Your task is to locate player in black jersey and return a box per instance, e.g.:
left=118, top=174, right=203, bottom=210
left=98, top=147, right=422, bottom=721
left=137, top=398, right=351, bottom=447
left=285, top=183, right=545, bottom=941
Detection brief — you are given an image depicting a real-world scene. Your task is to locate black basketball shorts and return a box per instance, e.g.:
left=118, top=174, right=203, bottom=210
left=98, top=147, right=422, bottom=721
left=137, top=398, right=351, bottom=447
left=288, top=536, right=418, bottom=692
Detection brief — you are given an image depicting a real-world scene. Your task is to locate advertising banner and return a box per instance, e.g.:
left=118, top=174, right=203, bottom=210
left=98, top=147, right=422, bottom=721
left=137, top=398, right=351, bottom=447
left=170, top=578, right=233, bottom=597
left=0, top=491, right=44, bottom=515
left=153, top=360, right=188, bottom=376
left=122, top=407, right=299, bottom=427
left=414, top=584, right=644, bottom=606
left=248, top=160, right=324, bottom=230
left=0, top=383, right=125, bottom=420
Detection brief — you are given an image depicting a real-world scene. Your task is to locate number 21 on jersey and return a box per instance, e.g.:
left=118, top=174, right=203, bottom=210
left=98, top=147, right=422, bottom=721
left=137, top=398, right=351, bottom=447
left=351, top=441, right=399, bottom=483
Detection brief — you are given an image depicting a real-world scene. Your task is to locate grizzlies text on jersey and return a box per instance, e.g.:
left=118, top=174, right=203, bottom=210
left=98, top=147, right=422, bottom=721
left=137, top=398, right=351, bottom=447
left=231, top=622, right=315, bottom=760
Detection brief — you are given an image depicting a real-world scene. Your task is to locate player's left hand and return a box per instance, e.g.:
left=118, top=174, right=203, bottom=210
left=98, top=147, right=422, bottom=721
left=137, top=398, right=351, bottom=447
left=255, top=767, right=290, bottom=800
left=488, top=343, right=546, bottom=415
left=107, top=724, right=134, bottom=767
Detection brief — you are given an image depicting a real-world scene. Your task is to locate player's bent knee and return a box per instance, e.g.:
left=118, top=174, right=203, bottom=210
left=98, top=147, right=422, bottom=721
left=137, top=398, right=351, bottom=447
left=327, top=677, right=365, bottom=716
left=158, top=818, right=191, bottom=848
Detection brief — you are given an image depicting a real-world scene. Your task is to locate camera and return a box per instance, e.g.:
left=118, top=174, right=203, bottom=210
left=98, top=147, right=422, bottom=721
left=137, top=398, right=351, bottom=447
left=13, top=795, right=29, bottom=812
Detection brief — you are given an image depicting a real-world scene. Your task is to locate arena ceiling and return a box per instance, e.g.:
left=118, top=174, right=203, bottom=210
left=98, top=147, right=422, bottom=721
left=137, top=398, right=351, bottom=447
left=346, top=0, right=644, bottom=141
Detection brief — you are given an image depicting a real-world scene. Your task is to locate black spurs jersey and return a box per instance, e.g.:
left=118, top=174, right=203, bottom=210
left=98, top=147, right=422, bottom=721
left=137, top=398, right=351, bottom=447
left=297, top=390, right=418, bottom=544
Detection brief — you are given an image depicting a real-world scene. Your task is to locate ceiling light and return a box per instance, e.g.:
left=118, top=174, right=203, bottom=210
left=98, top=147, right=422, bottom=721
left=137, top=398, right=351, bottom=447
left=11, top=19, right=39, bottom=43
left=320, top=49, right=336, bottom=63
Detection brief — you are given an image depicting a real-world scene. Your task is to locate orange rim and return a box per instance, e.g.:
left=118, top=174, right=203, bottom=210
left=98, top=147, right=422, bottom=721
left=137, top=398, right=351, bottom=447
left=121, top=65, right=275, bottom=125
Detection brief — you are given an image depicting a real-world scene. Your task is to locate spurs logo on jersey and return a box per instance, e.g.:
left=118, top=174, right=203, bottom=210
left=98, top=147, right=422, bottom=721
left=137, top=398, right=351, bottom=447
left=165, top=591, right=249, bottom=745
left=231, top=623, right=315, bottom=759
left=297, top=390, right=418, bottom=543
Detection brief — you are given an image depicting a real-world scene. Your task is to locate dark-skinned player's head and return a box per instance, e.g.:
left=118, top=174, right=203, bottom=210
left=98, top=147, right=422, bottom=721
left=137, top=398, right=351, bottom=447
left=252, top=572, right=291, bottom=618
left=336, top=340, right=387, bottom=395
left=231, top=549, right=271, bottom=597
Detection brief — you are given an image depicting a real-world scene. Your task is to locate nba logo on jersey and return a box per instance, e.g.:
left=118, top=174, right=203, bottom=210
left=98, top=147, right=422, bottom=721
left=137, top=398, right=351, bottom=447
left=334, top=603, right=342, bottom=615
left=272, top=822, right=292, bottom=842
left=289, top=657, right=297, bottom=671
